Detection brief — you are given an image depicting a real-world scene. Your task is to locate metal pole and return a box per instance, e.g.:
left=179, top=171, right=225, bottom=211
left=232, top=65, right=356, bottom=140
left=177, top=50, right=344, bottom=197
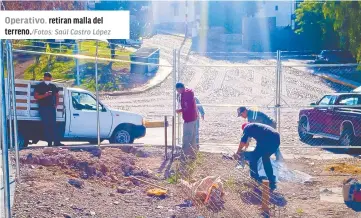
left=1, top=39, right=12, bottom=218
left=6, top=45, right=13, bottom=151
left=172, top=116, right=175, bottom=161
left=185, top=0, right=188, bottom=37
left=164, top=116, right=168, bottom=160
left=75, top=41, right=80, bottom=86
left=172, top=49, right=176, bottom=142
left=277, top=50, right=281, bottom=134
left=95, top=40, right=100, bottom=147
left=172, top=49, right=177, bottom=159
left=176, top=50, right=181, bottom=145
left=7, top=41, right=20, bottom=181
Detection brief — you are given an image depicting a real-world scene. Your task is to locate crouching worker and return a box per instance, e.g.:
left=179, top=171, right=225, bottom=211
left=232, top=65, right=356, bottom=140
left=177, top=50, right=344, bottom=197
left=234, top=122, right=280, bottom=191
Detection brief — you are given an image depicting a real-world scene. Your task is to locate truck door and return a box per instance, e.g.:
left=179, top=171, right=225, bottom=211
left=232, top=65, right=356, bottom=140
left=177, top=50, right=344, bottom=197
left=330, top=95, right=361, bottom=136
left=69, top=91, right=112, bottom=138
left=310, top=95, right=334, bottom=133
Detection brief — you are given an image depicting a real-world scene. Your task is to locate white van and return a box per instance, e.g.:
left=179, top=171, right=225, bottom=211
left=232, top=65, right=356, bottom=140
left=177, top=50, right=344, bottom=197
left=6, top=80, right=146, bottom=147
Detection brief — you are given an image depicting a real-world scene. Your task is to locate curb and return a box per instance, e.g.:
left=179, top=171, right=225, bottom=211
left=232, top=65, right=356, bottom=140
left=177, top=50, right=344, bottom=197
left=156, top=30, right=189, bottom=39
left=102, top=59, right=172, bottom=96
left=318, top=74, right=359, bottom=89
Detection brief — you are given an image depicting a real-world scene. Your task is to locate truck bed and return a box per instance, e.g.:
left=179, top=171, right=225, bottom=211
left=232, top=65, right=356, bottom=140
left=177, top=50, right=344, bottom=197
left=6, top=79, right=66, bottom=122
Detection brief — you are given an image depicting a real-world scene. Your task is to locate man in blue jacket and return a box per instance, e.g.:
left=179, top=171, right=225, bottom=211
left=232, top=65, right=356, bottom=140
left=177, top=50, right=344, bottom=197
left=234, top=122, right=280, bottom=191
left=237, top=106, right=283, bottom=161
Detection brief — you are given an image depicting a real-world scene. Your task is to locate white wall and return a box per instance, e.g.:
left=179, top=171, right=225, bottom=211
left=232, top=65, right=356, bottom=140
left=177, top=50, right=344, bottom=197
left=152, top=0, right=195, bottom=25
left=254, top=1, right=294, bottom=27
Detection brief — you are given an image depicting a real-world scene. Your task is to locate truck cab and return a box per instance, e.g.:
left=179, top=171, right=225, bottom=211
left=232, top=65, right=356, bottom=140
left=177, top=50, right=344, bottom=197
left=9, top=80, right=146, bottom=147
left=298, top=93, right=361, bottom=146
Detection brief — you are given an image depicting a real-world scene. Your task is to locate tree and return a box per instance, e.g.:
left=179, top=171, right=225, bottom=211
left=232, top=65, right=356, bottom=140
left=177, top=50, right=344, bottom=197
left=323, top=1, right=361, bottom=61
left=295, top=1, right=339, bottom=51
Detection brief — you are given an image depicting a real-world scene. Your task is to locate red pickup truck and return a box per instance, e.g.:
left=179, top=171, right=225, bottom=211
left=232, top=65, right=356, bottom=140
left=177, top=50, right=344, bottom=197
left=298, top=93, right=361, bottom=146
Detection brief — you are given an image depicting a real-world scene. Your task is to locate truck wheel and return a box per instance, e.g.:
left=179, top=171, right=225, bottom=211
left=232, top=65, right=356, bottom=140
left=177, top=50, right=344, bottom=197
left=339, top=128, right=354, bottom=147
left=110, top=128, right=134, bottom=144
left=298, top=118, right=312, bottom=142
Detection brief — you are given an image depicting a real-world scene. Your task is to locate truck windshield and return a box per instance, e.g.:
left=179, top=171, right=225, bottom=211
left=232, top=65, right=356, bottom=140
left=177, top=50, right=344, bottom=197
left=72, top=92, right=102, bottom=111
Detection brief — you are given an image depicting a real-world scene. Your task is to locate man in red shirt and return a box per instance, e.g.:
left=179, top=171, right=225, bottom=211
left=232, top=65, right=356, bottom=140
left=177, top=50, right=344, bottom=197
left=176, top=83, right=198, bottom=159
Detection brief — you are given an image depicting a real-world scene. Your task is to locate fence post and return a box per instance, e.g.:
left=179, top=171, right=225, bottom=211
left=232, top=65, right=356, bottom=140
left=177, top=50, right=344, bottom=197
left=275, top=50, right=281, bottom=133
left=164, top=116, right=168, bottom=160
left=261, top=180, right=270, bottom=216
left=75, top=40, right=80, bottom=86
left=6, top=44, right=14, bottom=152
left=95, top=40, right=100, bottom=147
left=0, top=39, right=12, bottom=218
left=172, top=116, right=175, bottom=161
left=6, top=40, right=20, bottom=181
left=176, top=46, right=181, bottom=146
left=172, top=49, right=177, bottom=156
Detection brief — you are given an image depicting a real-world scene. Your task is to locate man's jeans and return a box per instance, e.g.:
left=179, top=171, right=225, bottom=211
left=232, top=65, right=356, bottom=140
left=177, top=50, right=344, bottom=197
left=195, top=118, right=200, bottom=147
left=182, top=120, right=197, bottom=160
left=39, top=106, right=60, bottom=146
left=249, top=139, right=280, bottom=184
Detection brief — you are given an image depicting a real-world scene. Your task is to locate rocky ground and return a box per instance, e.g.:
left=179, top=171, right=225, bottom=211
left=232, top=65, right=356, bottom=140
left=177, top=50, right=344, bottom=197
left=11, top=146, right=361, bottom=218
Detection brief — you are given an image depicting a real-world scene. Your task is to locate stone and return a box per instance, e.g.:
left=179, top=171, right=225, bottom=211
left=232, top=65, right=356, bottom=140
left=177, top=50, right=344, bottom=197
left=90, top=211, right=96, bottom=216
left=135, top=150, right=149, bottom=158
left=100, top=164, right=109, bottom=174
left=63, top=213, right=72, bottom=218
left=39, top=157, right=55, bottom=166
left=80, top=172, right=89, bottom=179
left=30, top=165, right=35, bottom=169
left=58, top=148, right=69, bottom=154
left=91, top=148, right=102, bottom=158
left=110, top=175, right=118, bottom=181
left=86, top=166, right=97, bottom=176
left=68, top=179, right=84, bottom=189
left=96, top=172, right=104, bottom=178
left=156, top=206, right=164, bottom=209
left=113, top=201, right=120, bottom=205
left=117, top=186, right=128, bottom=194
left=120, top=145, right=133, bottom=153
left=43, top=147, right=56, bottom=155
left=124, top=181, right=134, bottom=187
left=109, top=193, right=115, bottom=197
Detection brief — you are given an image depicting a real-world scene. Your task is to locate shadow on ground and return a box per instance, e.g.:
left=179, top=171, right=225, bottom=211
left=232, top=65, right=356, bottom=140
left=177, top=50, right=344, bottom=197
left=345, top=202, right=361, bottom=212
left=240, top=188, right=287, bottom=207
left=304, top=137, right=361, bottom=157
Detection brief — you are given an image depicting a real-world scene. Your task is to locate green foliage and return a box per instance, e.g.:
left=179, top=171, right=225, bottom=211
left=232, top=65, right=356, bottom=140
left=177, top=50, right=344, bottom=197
left=21, top=39, right=132, bottom=91
left=296, top=1, right=361, bottom=63
left=295, top=1, right=339, bottom=50
left=24, top=44, right=75, bottom=80
left=323, top=1, right=361, bottom=62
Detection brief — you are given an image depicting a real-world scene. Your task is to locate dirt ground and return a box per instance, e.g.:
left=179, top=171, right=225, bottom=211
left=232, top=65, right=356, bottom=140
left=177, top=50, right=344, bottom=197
left=11, top=146, right=361, bottom=218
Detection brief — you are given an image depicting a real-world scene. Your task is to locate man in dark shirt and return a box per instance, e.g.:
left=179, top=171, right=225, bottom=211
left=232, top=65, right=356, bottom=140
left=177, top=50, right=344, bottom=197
left=175, top=82, right=198, bottom=160
left=237, top=106, right=283, bottom=161
left=234, top=122, right=280, bottom=190
left=34, top=72, right=63, bottom=146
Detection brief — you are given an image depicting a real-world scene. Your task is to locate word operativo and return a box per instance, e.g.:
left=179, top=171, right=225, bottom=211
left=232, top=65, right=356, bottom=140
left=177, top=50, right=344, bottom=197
left=5, top=17, right=45, bottom=25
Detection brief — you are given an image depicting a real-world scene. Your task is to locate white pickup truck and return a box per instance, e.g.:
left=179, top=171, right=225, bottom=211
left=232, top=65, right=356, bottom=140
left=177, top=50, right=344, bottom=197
left=6, top=80, right=146, bottom=147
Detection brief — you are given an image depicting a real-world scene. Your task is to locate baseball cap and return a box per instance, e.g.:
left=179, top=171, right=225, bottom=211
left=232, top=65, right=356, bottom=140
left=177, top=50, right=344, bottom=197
left=44, top=72, right=52, bottom=78
left=175, top=82, right=185, bottom=89
left=237, top=106, right=247, bottom=117
left=242, top=122, right=250, bottom=130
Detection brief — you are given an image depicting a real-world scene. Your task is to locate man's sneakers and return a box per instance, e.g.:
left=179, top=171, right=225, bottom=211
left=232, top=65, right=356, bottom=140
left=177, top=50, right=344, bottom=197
left=54, top=142, right=65, bottom=147
left=270, top=182, right=277, bottom=191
